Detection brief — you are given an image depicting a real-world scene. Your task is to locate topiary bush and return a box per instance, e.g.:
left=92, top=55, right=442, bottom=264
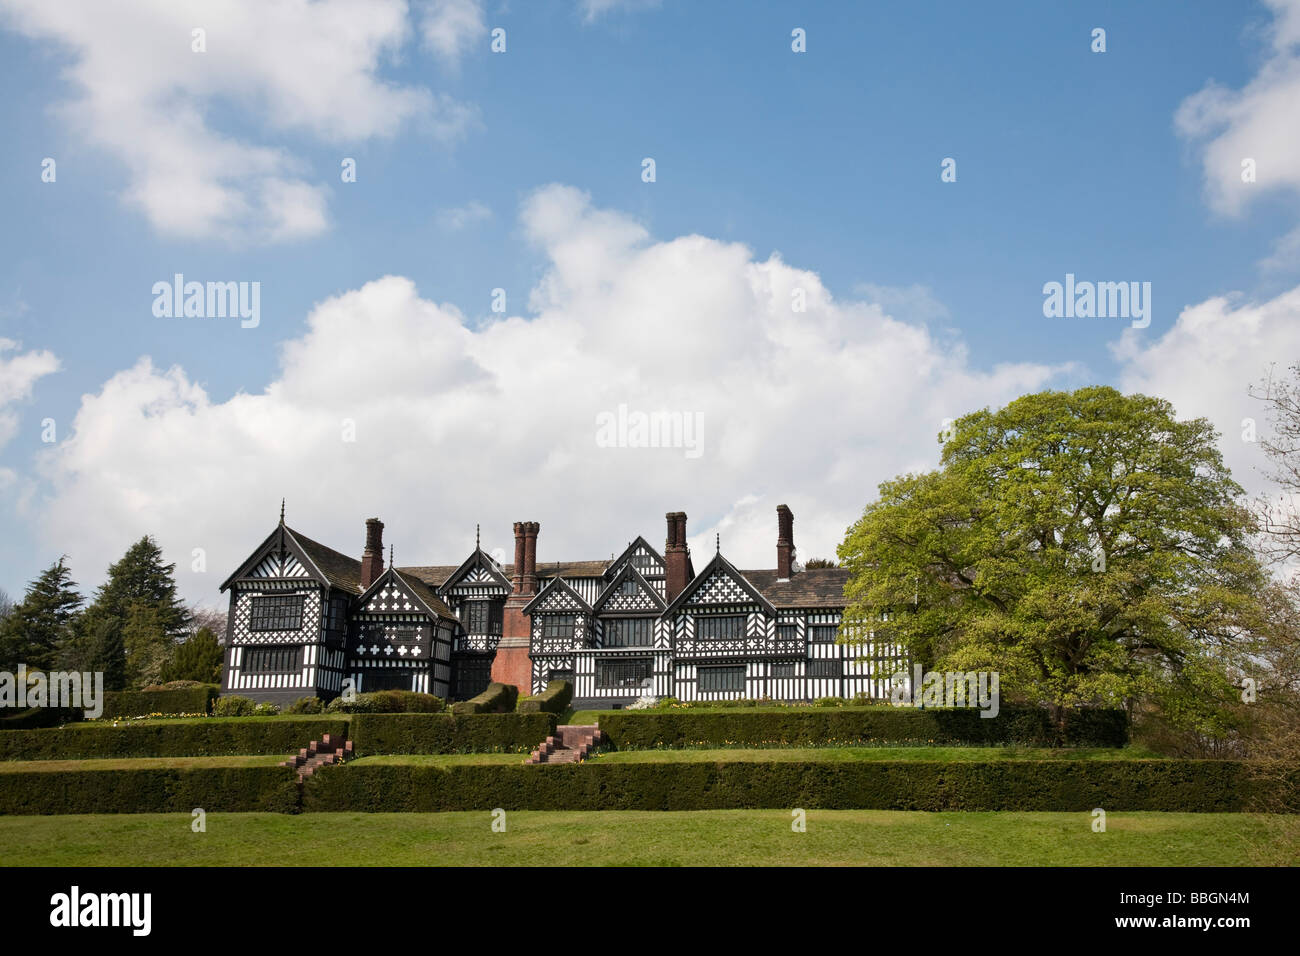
left=451, top=682, right=517, bottom=715
left=517, top=680, right=573, bottom=715
left=285, top=696, right=325, bottom=715
left=99, top=684, right=219, bottom=720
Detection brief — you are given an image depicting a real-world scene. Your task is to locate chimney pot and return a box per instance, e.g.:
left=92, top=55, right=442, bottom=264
left=776, top=504, right=795, bottom=580
left=665, top=511, right=690, bottom=602
left=360, top=517, right=385, bottom=590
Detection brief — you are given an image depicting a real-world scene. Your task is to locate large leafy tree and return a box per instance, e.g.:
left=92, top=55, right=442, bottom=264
left=838, top=386, right=1262, bottom=720
left=0, top=558, right=84, bottom=672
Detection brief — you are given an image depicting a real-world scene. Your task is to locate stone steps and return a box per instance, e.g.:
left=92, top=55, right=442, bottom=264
left=524, top=724, right=605, bottom=765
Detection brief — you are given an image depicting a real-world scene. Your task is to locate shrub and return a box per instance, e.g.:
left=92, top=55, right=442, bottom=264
left=302, top=758, right=1295, bottom=813
left=451, top=682, right=517, bottom=715
left=349, top=713, right=554, bottom=754
left=99, top=684, right=219, bottom=720
left=253, top=703, right=280, bottom=717
left=213, top=695, right=257, bottom=717
left=327, top=691, right=445, bottom=714
left=0, top=719, right=351, bottom=760
left=517, top=680, right=573, bottom=715
left=285, top=696, right=325, bottom=715
left=596, top=707, right=1130, bottom=750
left=0, top=764, right=300, bottom=814
left=814, top=696, right=848, bottom=708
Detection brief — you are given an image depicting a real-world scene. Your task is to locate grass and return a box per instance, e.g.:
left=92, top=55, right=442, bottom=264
left=349, top=753, right=526, bottom=767
left=590, top=746, right=1161, bottom=763
left=0, top=810, right=1292, bottom=866
left=0, top=755, right=291, bottom=772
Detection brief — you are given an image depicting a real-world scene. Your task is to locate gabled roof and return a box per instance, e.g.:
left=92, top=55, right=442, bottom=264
left=663, top=551, right=777, bottom=618
left=605, top=536, right=666, bottom=580
left=436, top=547, right=512, bottom=594
left=522, top=574, right=595, bottom=616
left=533, top=560, right=611, bottom=579
left=220, top=523, right=362, bottom=594
left=592, top=562, right=667, bottom=615
left=356, top=566, right=457, bottom=621
left=741, top=568, right=849, bottom=609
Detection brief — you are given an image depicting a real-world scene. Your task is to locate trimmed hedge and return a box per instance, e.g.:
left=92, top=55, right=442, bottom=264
left=349, top=713, right=555, bottom=754
left=303, top=759, right=1296, bottom=813
left=0, top=707, right=82, bottom=730
left=100, top=684, right=220, bottom=720
left=0, top=765, right=300, bottom=815
left=518, top=680, right=573, bottom=715
left=327, top=690, right=445, bottom=714
left=597, top=707, right=1129, bottom=749
left=451, top=682, right=518, bottom=715
left=0, top=719, right=350, bottom=761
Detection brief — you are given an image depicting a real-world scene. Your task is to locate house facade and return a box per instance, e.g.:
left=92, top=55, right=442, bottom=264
left=219, top=505, right=906, bottom=709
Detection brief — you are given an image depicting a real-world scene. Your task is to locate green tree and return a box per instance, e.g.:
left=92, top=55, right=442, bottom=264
left=838, top=386, right=1263, bottom=728
left=0, top=558, right=84, bottom=672
left=81, top=537, right=191, bottom=690
left=160, top=627, right=224, bottom=684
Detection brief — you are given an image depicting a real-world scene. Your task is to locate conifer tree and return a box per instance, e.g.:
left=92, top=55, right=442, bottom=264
left=0, top=558, right=84, bottom=672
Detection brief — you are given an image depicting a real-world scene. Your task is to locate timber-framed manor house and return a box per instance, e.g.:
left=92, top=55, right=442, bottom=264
left=219, top=506, right=906, bottom=709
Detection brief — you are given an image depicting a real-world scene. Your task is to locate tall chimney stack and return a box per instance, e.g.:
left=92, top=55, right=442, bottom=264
left=776, top=504, right=795, bottom=580
left=360, top=517, right=385, bottom=589
left=510, top=522, right=527, bottom=594
left=665, top=511, right=690, bottom=602
left=522, top=521, right=540, bottom=595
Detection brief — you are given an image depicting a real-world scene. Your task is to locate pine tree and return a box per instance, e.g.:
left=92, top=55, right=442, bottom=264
left=81, top=537, right=191, bottom=690
left=0, top=558, right=84, bottom=672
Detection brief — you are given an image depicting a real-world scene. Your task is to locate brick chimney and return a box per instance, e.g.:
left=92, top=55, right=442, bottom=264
left=360, top=517, right=384, bottom=590
left=665, top=511, right=690, bottom=602
left=494, top=520, right=541, bottom=693
left=776, top=504, right=795, bottom=580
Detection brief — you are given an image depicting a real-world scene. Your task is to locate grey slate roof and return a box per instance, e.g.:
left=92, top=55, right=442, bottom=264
left=741, top=568, right=849, bottom=608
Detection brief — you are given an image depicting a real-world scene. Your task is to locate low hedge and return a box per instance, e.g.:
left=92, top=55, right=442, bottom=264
left=0, top=765, right=299, bottom=815
left=303, top=759, right=1294, bottom=813
left=100, top=684, right=220, bottom=720
left=327, top=690, right=446, bottom=714
left=0, top=719, right=350, bottom=761
left=349, top=713, right=555, bottom=754
left=597, top=707, right=1129, bottom=749
left=517, top=680, right=573, bottom=715
left=451, top=682, right=518, bottom=715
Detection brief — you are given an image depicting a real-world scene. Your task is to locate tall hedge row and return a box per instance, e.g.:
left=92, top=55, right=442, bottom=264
left=99, top=685, right=221, bottom=720
left=349, top=713, right=555, bottom=754
left=0, top=719, right=350, bottom=761
left=303, top=759, right=1292, bottom=813
left=0, top=765, right=300, bottom=815
left=451, top=682, right=519, bottom=715
left=517, top=680, right=573, bottom=715
left=596, top=707, right=1129, bottom=749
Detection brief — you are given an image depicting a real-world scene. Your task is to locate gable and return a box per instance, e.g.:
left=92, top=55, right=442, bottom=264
left=357, top=568, right=456, bottom=620
left=664, top=552, right=776, bottom=617
left=221, top=524, right=333, bottom=593
left=607, top=536, right=666, bottom=581
left=438, top=548, right=511, bottom=595
left=523, top=576, right=593, bottom=615
left=593, top=564, right=666, bottom=615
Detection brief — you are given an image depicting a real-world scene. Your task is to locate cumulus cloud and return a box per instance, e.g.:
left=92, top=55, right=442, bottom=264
left=31, top=185, right=1059, bottom=602
left=0, top=0, right=477, bottom=242
left=1113, top=284, right=1300, bottom=497
left=0, top=339, right=59, bottom=450
left=418, top=0, right=485, bottom=63
left=436, top=200, right=492, bottom=230
left=578, top=0, right=662, bottom=23
left=1175, top=0, right=1300, bottom=217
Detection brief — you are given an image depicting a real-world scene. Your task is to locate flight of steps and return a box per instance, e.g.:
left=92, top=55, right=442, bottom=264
left=280, top=733, right=353, bottom=781
left=525, top=724, right=606, bottom=765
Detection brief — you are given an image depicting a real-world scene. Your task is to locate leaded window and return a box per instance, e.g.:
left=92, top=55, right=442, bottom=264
left=698, top=665, right=745, bottom=692
left=603, top=617, right=654, bottom=647
left=696, top=615, right=746, bottom=641
left=542, top=615, right=575, bottom=640
left=595, top=658, right=652, bottom=689
left=249, top=594, right=304, bottom=632
left=808, top=625, right=838, bottom=643
left=807, top=659, right=842, bottom=678
left=243, top=646, right=300, bottom=674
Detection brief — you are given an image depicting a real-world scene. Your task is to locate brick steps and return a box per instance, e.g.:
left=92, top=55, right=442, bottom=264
left=525, top=724, right=605, bottom=765
left=280, top=733, right=353, bottom=781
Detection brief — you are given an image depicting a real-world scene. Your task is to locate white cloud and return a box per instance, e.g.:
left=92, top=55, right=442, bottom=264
left=30, top=184, right=1060, bottom=602
left=436, top=200, right=492, bottom=230
left=0, top=0, right=477, bottom=242
left=578, top=0, right=662, bottom=23
left=1175, top=0, right=1300, bottom=217
left=418, top=0, right=485, bottom=63
left=0, top=339, right=59, bottom=451
left=1113, top=284, right=1300, bottom=498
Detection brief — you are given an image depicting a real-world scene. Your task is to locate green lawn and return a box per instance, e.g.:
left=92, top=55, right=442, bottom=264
left=0, top=811, right=1292, bottom=866
left=591, top=746, right=1161, bottom=763
left=0, top=755, right=291, bottom=772
left=349, top=753, right=526, bottom=767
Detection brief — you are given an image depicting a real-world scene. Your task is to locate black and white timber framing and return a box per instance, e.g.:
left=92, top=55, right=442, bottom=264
left=219, top=514, right=906, bottom=708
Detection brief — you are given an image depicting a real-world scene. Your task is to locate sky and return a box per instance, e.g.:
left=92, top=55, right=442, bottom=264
left=0, top=0, right=1298, bottom=610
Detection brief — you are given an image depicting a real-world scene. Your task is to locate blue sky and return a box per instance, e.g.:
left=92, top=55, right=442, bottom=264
left=1, top=0, right=1298, bottom=607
